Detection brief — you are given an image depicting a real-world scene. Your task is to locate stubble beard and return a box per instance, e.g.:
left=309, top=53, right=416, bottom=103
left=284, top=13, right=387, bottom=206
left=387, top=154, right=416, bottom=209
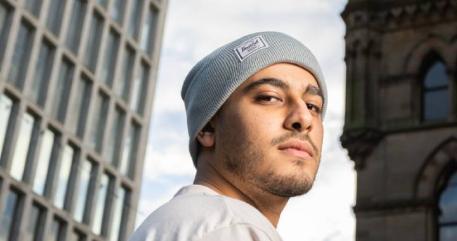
left=222, top=136, right=316, bottom=198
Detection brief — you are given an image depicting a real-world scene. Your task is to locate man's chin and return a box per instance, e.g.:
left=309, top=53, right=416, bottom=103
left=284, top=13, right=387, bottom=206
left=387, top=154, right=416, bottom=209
left=260, top=174, right=315, bottom=198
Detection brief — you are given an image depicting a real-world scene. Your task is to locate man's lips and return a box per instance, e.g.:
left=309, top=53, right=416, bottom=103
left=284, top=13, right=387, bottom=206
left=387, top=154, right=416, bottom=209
left=277, top=140, right=314, bottom=159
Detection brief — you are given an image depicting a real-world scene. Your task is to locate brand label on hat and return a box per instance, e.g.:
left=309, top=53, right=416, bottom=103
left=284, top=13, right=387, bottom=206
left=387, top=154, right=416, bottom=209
left=234, top=35, right=269, bottom=62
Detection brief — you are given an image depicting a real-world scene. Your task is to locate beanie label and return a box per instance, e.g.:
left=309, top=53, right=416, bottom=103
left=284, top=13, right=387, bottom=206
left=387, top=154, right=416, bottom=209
left=234, top=35, right=269, bottom=62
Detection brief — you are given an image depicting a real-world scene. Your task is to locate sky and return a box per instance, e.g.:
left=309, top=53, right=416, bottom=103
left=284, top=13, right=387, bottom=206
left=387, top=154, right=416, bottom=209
left=136, top=0, right=356, bottom=240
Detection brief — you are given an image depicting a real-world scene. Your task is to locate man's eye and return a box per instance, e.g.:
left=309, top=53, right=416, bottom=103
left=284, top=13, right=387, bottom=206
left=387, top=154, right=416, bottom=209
left=306, top=103, right=322, bottom=114
left=255, top=95, right=281, bottom=103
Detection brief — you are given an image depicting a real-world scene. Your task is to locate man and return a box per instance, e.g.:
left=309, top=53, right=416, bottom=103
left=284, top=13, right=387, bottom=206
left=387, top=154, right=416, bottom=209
left=129, top=31, right=327, bottom=241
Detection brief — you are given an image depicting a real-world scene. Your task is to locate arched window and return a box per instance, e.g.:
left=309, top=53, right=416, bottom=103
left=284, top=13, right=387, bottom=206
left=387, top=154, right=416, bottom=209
left=439, top=169, right=457, bottom=240
left=422, top=61, right=450, bottom=121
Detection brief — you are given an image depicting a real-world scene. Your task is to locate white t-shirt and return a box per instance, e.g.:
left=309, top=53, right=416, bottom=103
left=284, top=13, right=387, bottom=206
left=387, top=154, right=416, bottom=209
left=128, top=185, right=283, bottom=241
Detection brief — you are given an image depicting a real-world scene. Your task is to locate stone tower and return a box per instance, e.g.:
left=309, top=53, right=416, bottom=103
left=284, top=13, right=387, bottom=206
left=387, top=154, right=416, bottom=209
left=341, top=0, right=457, bottom=240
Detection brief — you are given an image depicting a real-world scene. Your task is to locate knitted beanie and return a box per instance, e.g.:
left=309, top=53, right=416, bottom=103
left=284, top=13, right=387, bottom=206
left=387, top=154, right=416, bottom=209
left=181, top=31, right=327, bottom=166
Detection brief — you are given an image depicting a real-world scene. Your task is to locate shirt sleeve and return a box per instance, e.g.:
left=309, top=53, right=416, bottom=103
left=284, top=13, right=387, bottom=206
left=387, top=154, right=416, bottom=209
left=195, top=224, right=275, bottom=241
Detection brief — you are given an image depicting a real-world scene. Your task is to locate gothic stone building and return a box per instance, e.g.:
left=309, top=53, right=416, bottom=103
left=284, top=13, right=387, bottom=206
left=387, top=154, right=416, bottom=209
left=341, top=0, right=457, bottom=240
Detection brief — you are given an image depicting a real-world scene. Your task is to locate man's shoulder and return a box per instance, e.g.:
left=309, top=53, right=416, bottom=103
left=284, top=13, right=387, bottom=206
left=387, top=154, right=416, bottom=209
left=128, top=185, right=281, bottom=241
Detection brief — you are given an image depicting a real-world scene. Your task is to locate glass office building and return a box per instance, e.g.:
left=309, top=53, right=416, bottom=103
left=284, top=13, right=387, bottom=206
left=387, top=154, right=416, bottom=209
left=0, top=0, right=167, bottom=240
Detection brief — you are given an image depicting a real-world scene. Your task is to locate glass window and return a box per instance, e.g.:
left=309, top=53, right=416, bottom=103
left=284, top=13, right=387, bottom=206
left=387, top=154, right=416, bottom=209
left=110, top=0, right=124, bottom=24
left=65, top=0, right=87, bottom=53
left=127, top=0, right=143, bottom=40
left=0, top=3, right=13, bottom=65
left=73, top=158, right=93, bottom=223
left=140, top=5, right=158, bottom=55
left=24, top=0, right=42, bottom=17
left=120, top=123, right=140, bottom=177
left=106, top=107, right=125, bottom=164
left=23, top=204, right=44, bottom=241
left=33, top=129, right=55, bottom=195
left=100, top=30, right=120, bottom=87
left=439, top=170, right=457, bottom=241
left=29, top=39, right=55, bottom=106
left=45, top=0, right=65, bottom=35
left=68, top=75, right=92, bottom=138
left=0, top=190, right=20, bottom=241
left=116, top=45, right=135, bottom=101
left=109, top=186, right=127, bottom=241
left=83, top=11, right=104, bottom=72
left=423, top=61, right=449, bottom=121
left=0, top=4, right=8, bottom=31
left=96, top=0, right=109, bottom=8
left=50, top=58, right=74, bottom=123
left=88, top=92, right=109, bottom=152
left=10, top=112, right=35, bottom=181
left=0, top=94, right=13, bottom=160
left=130, top=62, right=149, bottom=115
left=48, top=218, right=65, bottom=241
left=53, top=144, right=74, bottom=209
left=92, top=173, right=110, bottom=235
left=8, top=21, right=34, bottom=89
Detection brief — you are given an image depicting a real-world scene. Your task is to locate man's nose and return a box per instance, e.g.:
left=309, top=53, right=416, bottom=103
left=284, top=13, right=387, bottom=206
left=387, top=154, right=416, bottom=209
left=283, top=101, right=312, bottom=132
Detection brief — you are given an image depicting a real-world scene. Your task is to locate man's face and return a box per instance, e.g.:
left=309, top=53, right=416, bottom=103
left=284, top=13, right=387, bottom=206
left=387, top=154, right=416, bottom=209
left=211, top=63, right=324, bottom=198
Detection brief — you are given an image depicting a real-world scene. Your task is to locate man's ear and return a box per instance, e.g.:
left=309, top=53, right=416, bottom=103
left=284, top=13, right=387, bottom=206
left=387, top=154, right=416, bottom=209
left=196, top=123, right=215, bottom=147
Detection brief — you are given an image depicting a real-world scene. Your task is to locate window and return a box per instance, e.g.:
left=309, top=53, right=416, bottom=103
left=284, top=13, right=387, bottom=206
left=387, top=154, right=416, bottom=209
left=8, top=21, right=34, bottom=89
left=68, top=75, right=92, bottom=138
left=120, top=122, right=140, bottom=177
left=50, top=58, right=74, bottom=123
left=45, top=0, right=65, bottom=35
left=110, top=0, right=124, bottom=24
left=100, top=30, right=120, bottom=87
left=0, top=3, right=13, bottom=65
left=65, top=0, right=87, bottom=53
left=24, top=0, right=42, bottom=17
left=83, top=11, right=104, bottom=72
left=73, top=158, right=93, bottom=223
left=109, top=186, right=127, bottom=241
left=10, top=112, right=36, bottom=181
left=0, top=190, right=21, bottom=241
left=140, top=5, right=158, bottom=55
left=92, top=173, right=111, bottom=235
left=53, top=144, right=75, bottom=209
left=130, top=62, right=149, bottom=115
left=88, top=92, right=109, bottom=152
left=33, top=129, right=56, bottom=195
left=422, top=61, right=449, bottom=121
left=48, top=217, right=65, bottom=241
left=127, top=0, right=143, bottom=40
left=29, top=39, right=55, bottom=106
left=106, top=107, right=125, bottom=164
left=116, top=45, right=135, bottom=101
left=96, top=0, right=109, bottom=8
left=0, top=94, right=13, bottom=160
left=23, top=204, right=44, bottom=241
left=439, top=169, right=457, bottom=241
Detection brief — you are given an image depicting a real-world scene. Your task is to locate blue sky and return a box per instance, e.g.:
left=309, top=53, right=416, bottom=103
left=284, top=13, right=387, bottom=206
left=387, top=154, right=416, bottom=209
left=137, top=0, right=355, bottom=240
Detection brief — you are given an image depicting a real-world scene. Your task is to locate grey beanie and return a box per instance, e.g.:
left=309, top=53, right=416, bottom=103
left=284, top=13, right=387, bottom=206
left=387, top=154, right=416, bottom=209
left=181, top=31, right=327, bottom=166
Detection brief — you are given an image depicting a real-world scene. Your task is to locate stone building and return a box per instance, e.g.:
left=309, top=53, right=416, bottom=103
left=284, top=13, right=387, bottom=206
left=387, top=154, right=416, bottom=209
left=0, top=0, right=167, bottom=240
left=341, top=0, right=457, bottom=240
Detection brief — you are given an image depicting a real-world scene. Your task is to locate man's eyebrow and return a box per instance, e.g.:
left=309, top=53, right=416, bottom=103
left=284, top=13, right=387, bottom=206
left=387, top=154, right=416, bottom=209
left=305, top=85, right=323, bottom=100
left=242, top=78, right=290, bottom=93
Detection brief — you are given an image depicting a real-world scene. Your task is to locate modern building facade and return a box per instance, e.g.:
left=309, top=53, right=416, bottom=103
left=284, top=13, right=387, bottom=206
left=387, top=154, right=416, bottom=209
left=0, top=0, right=167, bottom=240
left=341, top=0, right=456, bottom=240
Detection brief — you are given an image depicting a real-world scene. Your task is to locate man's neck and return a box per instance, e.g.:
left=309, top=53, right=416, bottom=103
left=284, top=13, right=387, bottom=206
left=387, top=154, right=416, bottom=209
left=193, top=159, right=289, bottom=227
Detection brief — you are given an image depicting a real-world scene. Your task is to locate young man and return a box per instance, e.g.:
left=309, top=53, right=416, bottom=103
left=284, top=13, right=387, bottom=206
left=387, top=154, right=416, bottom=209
left=129, top=31, right=327, bottom=241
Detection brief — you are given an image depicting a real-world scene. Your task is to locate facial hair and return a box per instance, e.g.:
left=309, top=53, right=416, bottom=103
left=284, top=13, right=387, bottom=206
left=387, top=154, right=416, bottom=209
left=222, top=131, right=319, bottom=197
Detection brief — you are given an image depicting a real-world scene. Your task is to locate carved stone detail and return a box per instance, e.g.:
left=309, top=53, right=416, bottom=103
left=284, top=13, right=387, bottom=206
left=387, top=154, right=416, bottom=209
left=340, top=128, right=384, bottom=170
